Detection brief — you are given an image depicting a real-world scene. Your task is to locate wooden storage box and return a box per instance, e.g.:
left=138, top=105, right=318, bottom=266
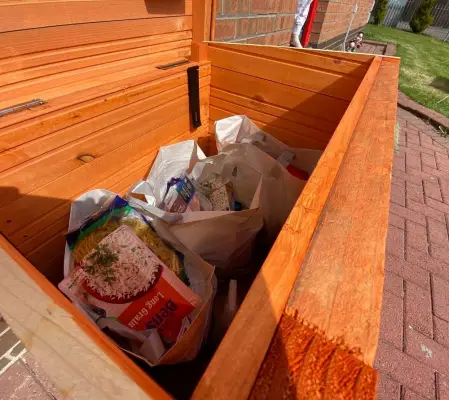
left=0, top=1, right=399, bottom=399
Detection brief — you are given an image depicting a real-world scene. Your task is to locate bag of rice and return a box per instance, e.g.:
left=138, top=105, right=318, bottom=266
left=60, top=225, right=201, bottom=344
left=61, top=191, right=215, bottom=365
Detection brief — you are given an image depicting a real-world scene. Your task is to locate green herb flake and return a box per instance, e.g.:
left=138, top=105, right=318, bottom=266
left=83, top=243, right=119, bottom=285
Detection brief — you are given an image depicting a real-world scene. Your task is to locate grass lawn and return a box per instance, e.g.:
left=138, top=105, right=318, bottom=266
left=364, top=24, right=449, bottom=118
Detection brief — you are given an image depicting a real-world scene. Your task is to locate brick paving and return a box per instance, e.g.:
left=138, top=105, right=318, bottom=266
left=0, top=316, right=62, bottom=399
left=375, top=108, right=449, bottom=400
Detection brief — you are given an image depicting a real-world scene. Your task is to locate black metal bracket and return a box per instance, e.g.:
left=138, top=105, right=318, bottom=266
left=187, top=66, right=202, bottom=129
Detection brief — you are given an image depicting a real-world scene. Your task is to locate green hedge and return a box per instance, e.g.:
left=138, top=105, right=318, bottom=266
left=373, top=0, right=388, bottom=25
left=410, top=0, right=437, bottom=33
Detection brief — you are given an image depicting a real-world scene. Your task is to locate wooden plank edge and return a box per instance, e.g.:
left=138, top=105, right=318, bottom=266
left=207, top=42, right=369, bottom=76
left=381, top=56, right=401, bottom=64
left=285, top=58, right=398, bottom=366
left=192, top=56, right=383, bottom=400
left=206, top=45, right=360, bottom=102
left=0, top=61, right=209, bottom=133
left=0, top=235, right=169, bottom=399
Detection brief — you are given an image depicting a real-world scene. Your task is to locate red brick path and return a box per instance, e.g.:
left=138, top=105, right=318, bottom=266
left=375, top=108, right=449, bottom=399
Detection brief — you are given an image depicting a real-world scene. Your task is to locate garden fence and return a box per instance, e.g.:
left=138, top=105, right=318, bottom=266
left=382, top=0, right=449, bottom=41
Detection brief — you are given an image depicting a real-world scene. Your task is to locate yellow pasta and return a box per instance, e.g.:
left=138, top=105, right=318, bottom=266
left=73, top=219, right=184, bottom=279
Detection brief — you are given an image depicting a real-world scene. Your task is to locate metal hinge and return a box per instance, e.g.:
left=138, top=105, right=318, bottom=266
left=0, top=99, right=45, bottom=117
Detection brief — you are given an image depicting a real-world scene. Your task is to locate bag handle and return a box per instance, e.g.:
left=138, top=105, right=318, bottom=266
left=127, top=180, right=183, bottom=222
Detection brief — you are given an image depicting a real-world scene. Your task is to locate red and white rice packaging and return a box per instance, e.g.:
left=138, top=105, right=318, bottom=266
left=60, top=189, right=215, bottom=366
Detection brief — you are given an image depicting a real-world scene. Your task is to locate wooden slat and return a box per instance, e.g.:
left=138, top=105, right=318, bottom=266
left=209, top=42, right=370, bottom=77
left=305, top=48, right=376, bottom=63
left=210, top=87, right=336, bottom=134
left=0, top=31, right=192, bottom=74
left=0, top=62, right=210, bottom=132
left=207, top=45, right=361, bottom=101
left=20, top=124, right=210, bottom=277
left=0, top=0, right=193, bottom=33
left=0, top=39, right=192, bottom=86
left=0, top=71, right=210, bottom=171
left=209, top=106, right=328, bottom=150
left=286, top=59, right=399, bottom=365
left=0, top=236, right=164, bottom=400
left=192, top=56, right=383, bottom=400
left=3, top=105, right=209, bottom=249
left=0, top=47, right=191, bottom=109
left=192, top=0, right=213, bottom=42
left=210, top=94, right=332, bottom=143
left=0, top=85, right=209, bottom=216
left=0, top=17, right=192, bottom=59
left=210, top=66, right=348, bottom=124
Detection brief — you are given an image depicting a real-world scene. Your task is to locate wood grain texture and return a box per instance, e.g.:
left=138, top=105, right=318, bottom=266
left=192, top=0, right=213, bottom=42
left=207, top=42, right=357, bottom=151
left=209, top=94, right=332, bottom=142
left=0, top=47, right=191, bottom=110
left=249, top=312, right=378, bottom=399
left=210, top=87, right=336, bottom=134
left=16, top=106, right=207, bottom=283
left=209, top=106, right=328, bottom=150
left=0, top=235, right=165, bottom=400
left=286, top=59, right=399, bottom=366
left=302, top=48, right=376, bottom=63
left=0, top=0, right=193, bottom=32
left=0, top=31, right=192, bottom=74
left=207, top=43, right=362, bottom=101
left=0, top=69, right=210, bottom=172
left=192, top=56, right=383, bottom=400
left=0, top=96, right=209, bottom=242
left=0, top=84, right=208, bottom=212
left=210, top=43, right=370, bottom=77
left=0, top=62, right=210, bottom=132
left=0, top=39, right=192, bottom=87
left=0, top=17, right=192, bottom=59
left=210, top=66, right=348, bottom=124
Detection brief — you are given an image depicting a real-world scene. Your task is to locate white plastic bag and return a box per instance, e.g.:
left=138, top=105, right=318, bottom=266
left=63, top=189, right=215, bottom=366
left=218, top=143, right=306, bottom=241
left=127, top=140, right=264, bottom=275
left=215, top=115, right=322, bottom=177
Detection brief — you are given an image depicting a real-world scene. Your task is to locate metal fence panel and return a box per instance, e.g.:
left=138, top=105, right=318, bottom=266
left=381, top=0, right=449, bottom=41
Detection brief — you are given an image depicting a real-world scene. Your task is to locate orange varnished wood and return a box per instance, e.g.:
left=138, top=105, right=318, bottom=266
left=209, top=42, right=370, bottom=77
left=0, top=63, right=210, bottom=132
left=0, top=47, right=191, bottom=110
left=0, top=17, right=192, bottom=60
left=0, top=6, right=398, bottom=396
left=0, top=0, right=193, bottom=33
left=207, top=44, right=362, bottom=101
left=192, top=56, right=384, bottom=400
left=0, top=32, right=192, bottom=75
left=0, top=68, right=210, bottom=171
left=0, top=235, right=170, bottom=399
left=0, top=39, right=192, bottom=88
left=209, top=66, right=348, bottom=123
left=286, top=59, right=399, bottom=366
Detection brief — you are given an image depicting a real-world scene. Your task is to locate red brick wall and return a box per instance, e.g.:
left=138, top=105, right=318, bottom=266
left=310, top=0, right=374, bottom=48
left=214, top=0, right=374, bottom=48
left=214, top=0, right=296, bottom=45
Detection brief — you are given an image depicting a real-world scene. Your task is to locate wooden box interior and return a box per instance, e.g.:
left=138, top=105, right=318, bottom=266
left=0, top=2, right=399, bottom=399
